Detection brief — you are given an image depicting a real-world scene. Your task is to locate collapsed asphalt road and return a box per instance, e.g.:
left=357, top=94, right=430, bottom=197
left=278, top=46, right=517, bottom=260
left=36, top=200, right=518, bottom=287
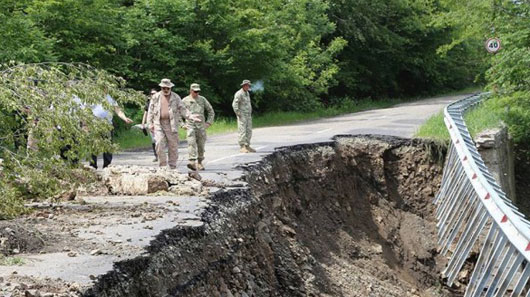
left=0, top=94, right=468, bottom=296
left=85, top=135, right=457, bottom=297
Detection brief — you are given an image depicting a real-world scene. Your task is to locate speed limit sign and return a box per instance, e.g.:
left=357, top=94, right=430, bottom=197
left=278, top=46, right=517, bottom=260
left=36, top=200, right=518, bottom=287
left=485, top=38, right=501, bottom=53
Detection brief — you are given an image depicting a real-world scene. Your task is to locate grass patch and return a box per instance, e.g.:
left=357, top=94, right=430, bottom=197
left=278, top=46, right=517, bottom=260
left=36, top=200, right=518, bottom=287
left=415, top=100, right=502, bottom=141
left=465, top=102, right=502, bottom=138
left=253, top=99, right=398, bottom=127
left=114, top=128, right=153, bottom=151
left=415, top=112, right=450, bottom=141
left=0, top=255, right=25, bottom=266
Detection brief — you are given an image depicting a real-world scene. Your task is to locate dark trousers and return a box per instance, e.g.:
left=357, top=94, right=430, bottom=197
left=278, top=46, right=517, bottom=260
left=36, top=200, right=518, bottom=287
left=90, top=130, right=113, bottom=169
left=90, top=152, right=112, bottom=169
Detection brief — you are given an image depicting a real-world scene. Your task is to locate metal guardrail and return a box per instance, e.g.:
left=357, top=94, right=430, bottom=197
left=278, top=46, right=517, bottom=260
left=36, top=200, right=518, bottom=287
left=435, top=93, right=530, bottom=296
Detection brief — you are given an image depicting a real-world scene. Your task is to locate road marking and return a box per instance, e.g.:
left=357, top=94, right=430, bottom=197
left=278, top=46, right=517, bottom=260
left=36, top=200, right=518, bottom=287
left=208, top=154, right=244, bottom=164
left=208, top=145, right=268, bottom=164
left=316, top=128, right=332, bottom=134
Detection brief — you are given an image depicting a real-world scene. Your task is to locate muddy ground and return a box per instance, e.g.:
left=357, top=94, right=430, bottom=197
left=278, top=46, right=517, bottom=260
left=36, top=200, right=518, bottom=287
left=1, top=135, right=463, bottom=297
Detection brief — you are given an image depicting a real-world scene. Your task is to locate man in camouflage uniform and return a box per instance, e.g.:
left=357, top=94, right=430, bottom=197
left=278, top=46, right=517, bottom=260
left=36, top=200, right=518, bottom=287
left=181, top=83, right=215, bottom=171
left=232, top=79, right=255, bottom=153
left=148, top=78, right=201, bottom=170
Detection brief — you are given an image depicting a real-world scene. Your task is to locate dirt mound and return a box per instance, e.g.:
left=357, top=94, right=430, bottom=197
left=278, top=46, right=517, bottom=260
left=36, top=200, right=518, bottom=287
left=84, top=135, right=456, bottom=297
left=0, top=223, right=45, bottom=256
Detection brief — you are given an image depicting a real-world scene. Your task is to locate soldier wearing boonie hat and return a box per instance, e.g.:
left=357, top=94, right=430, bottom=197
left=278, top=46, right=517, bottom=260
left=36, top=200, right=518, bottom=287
left=232, top=79, right=255, bottom=153
left=147, top=78, right=202, bottom=169
left=181, top=83, right=215, bottom=171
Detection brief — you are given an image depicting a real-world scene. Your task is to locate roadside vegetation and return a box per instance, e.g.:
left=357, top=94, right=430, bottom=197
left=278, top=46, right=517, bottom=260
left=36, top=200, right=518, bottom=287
left=416, top=0, right=530, bottom=204
left=430, top=0, right=530, bottom=153
left=415, top=99, right=503, bottom=142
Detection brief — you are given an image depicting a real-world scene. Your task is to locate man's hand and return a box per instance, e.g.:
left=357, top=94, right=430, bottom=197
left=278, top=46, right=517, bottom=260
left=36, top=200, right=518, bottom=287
left=189, top=114, right=202, bottom=123
left=124, top=117, right=133, bottom=124
left=205, top=123, right=211, bottom=129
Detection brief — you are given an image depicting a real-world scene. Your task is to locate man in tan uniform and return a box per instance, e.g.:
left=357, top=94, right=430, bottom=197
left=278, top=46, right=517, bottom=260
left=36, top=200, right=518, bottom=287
left=148, top=78, right=200, bottom=169
left=181, top=83, right=215, bottom=171
left=232, top=79, right=255, bottom=153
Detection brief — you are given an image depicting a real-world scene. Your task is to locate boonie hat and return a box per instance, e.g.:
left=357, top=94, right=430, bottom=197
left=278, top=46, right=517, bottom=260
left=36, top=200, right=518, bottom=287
left=190, top=83, right=201, bottom=91
left=159, top=78, right=175, bottom=88
left=240, top=79, right=251, bottom=86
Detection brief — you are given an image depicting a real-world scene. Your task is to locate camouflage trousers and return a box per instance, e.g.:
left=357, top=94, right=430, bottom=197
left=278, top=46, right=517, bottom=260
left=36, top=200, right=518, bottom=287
left=154, top=119, right=179, bottom=169
left=237, top=114, right=252, bottom=147
left=187, top=127, right=207, bottom=161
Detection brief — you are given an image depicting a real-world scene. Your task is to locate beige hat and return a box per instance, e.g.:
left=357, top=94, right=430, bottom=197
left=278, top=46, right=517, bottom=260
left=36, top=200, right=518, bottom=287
left=190, top=83, right=201, bottom=91
left=240, top=79, right=251, bottom=86
left=159, top=78, right=174, bottom=88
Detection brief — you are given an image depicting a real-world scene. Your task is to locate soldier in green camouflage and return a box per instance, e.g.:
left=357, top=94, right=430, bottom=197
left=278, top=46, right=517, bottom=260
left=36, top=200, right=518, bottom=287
left=232, top=80, right=255, bottom=153
left=181, top=83, right=215, bottom=171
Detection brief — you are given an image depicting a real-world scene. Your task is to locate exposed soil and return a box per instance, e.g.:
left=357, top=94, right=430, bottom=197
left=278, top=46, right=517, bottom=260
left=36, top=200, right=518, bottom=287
left=514, top=145, right=530, bottom=216
left=74, top=135, right=459, bottom=297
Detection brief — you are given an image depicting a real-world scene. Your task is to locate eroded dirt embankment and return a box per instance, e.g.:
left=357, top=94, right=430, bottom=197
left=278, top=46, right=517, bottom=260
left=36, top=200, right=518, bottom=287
left=84, top=135, right=456, bottom=297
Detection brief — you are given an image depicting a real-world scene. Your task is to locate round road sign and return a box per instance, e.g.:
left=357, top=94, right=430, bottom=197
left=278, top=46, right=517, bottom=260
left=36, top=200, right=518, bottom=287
left=485, top=38, right=501, bottom=53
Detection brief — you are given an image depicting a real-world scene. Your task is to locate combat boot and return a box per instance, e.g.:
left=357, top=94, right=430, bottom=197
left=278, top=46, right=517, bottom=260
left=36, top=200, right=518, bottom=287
left=187, top=161, right=197, bottom=171
left=240, top=146, right=250, bottom=153
left=197, top=161, right=205, bottom=171
left=152, top=143, right=158, bottom=162
left=246, top=145, right=256, bottom=153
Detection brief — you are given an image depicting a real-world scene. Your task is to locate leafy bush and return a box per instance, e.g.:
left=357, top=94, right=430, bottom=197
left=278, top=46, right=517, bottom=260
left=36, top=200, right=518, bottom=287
left=0, top=63, right=144, bottom=218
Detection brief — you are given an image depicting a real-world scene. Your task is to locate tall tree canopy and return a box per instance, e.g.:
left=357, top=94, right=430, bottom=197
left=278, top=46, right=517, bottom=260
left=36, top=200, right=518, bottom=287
left=327, top=0, right=482, bottom=99
left=0, top=0, right=479, bottom=114
left=434, top=0, right=530, bottom=148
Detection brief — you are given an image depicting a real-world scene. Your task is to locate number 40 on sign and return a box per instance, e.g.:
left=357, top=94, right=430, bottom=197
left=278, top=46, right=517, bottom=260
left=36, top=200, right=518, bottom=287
left=485, top=38, right=501, bottom=53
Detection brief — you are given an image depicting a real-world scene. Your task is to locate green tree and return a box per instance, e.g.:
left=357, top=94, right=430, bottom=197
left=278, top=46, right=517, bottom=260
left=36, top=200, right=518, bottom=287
left=0, top=1, right=56, bottom=63
left=0, top=63, right=144, bottom=218
left=27, top=0, right=129, bottom=72
left=328, top=0, right=482, bottom=99
left=486, top=1, right=530, bottom=149
left=435, top=0, right=530, bottom=151
left=118, top=0, right=345, bottom=114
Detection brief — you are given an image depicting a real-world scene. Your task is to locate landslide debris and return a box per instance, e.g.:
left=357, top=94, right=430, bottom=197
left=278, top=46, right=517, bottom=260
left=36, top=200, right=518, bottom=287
left=84, top=135, right=456, bottom=297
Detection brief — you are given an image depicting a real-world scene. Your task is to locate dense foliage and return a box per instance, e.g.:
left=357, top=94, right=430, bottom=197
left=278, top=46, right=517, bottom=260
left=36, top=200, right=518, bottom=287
left=435, top=0, right=530, bottom=153
left=327, top=0, right=483, bottom=99
left=486, top=1, right=530, bottom=150
left=0, top=63, right=144, bottom=218
left=0, top=0, right=479, bottom=114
